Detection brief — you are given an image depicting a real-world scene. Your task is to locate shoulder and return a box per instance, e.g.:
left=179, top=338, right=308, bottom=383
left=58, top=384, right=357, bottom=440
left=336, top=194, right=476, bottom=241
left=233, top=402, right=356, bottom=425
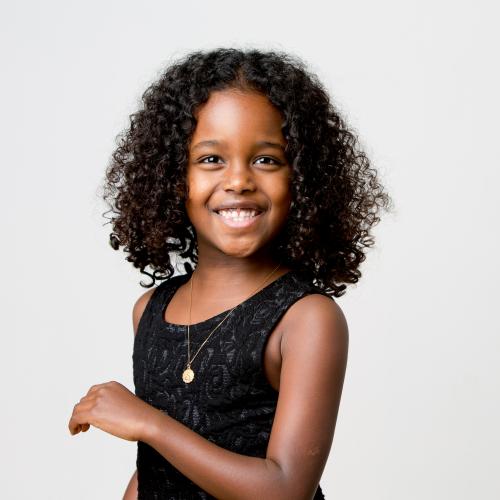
left=131, top=274, right=189, bottom=336
left=266, top=291, right=349, bottom=495
left=132, top=287, right=157, bottom=337
left=281, top=292, right=349, bottom=360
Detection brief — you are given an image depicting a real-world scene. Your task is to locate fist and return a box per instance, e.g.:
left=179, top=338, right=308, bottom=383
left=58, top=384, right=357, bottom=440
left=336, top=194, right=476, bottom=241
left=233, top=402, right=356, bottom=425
left=68, top=381, right=157, bottom=442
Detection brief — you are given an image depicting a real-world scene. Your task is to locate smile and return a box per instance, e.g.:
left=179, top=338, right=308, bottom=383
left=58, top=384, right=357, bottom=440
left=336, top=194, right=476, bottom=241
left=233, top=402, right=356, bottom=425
left=212, top=208, right=263, bottom=228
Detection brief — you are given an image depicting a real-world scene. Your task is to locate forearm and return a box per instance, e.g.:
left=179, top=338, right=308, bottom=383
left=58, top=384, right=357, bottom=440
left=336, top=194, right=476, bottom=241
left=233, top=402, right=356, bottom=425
left=123, top=469, right=138, bottom=500
left=142, top=408, right=289, bottom=500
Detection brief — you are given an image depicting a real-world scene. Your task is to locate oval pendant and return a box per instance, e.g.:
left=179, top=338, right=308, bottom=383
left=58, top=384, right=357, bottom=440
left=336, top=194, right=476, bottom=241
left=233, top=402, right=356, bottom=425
left=182, top=367, right=195, bottom=383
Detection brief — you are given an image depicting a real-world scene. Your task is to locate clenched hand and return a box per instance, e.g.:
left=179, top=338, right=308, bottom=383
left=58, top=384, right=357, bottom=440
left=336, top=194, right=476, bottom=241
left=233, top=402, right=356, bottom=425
left=68, top=381, right=158, bottom=441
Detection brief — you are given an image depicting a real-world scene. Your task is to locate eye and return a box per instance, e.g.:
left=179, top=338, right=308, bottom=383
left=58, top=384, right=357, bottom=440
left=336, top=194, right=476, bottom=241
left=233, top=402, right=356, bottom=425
left=254, top=156, right=282, bottom=166
left=200, top=155, right=224, bottom=164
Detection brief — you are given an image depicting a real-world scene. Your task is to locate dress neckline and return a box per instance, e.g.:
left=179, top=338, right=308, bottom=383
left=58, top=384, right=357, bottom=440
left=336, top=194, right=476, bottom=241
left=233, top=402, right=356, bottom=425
left=160, top=269, right=294, bottom=329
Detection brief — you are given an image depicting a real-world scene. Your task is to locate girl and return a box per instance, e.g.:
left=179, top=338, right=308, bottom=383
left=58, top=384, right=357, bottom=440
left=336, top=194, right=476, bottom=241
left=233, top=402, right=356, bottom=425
left=68, top=48, right=390, bottom=499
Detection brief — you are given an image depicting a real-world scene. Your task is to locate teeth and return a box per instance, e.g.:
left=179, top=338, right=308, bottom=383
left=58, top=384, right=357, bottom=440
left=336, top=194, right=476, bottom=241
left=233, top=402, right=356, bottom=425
left=217, top=208, right=258, bottom=220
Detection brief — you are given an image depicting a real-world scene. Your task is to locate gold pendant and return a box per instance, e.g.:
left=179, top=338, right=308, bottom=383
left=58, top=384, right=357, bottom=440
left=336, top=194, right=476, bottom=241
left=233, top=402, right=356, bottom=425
left=182, top=367, right=194, bottom=383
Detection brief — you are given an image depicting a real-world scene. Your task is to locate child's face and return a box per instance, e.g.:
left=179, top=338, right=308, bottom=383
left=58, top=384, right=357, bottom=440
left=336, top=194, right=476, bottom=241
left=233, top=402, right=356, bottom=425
left=185, top=89, right=292, bottom=260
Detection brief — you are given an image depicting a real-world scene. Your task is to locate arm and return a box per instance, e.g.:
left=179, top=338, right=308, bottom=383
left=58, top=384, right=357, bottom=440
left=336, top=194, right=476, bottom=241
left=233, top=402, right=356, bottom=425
left=139, top=292, right=349, bottom=499
left=123, top=289, right=155, bottom=500
left=122, top=469, right=138, bottom=500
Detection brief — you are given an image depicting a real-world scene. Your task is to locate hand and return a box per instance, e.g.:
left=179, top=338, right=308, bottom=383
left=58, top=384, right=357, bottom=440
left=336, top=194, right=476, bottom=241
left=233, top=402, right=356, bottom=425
left=68, top=381, right=158, bottom=441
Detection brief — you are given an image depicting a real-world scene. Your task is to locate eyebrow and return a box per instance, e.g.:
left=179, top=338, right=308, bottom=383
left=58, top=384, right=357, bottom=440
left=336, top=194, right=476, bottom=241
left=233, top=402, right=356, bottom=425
left=191, top=140, right=285, bottom=152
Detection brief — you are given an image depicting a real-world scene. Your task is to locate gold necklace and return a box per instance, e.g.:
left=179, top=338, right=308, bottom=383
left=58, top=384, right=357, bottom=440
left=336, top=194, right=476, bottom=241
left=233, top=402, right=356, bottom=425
left=182, top=263, right=282, bottom=384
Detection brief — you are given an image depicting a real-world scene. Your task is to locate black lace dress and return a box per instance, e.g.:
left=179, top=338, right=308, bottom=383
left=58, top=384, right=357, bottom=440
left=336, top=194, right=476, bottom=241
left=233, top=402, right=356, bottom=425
left=133, top=270, right=329, bottom=499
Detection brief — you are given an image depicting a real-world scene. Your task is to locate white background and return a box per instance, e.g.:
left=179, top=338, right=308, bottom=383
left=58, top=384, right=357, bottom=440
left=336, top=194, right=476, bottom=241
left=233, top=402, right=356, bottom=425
left=1, top=1, right=499, bottom=498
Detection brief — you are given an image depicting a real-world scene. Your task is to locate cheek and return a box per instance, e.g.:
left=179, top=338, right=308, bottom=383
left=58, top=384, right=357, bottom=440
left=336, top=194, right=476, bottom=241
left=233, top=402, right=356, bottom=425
left=184, top=174, right=200, bottom=217
left=184, top=172, right=218, bottom=227
left=185, top=172, right=209, bottom=205
left=264, top=181, right=292, bottom=231
left=275, top=195, right=292, bottom=224
left=270, top=175, right=292, bottom=209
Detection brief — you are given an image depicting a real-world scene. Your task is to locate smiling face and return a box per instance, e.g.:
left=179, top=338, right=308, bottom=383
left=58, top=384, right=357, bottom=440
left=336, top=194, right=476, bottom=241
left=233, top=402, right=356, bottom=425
left=185, top=89, right=292, bottom=260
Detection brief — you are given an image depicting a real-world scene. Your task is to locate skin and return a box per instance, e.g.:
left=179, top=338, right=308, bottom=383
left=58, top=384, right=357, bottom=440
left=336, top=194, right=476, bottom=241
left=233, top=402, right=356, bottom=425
left=69, top=89, right=349, bottom=500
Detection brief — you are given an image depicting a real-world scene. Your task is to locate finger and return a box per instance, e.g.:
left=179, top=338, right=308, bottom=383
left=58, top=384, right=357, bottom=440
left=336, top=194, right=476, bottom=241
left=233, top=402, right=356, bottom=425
left=70, top=395, right=88, bottom=416
left=68, top=417, right=82, bottom=435
left=71, top=402, right=79, bottom=417
left=71, top=399, right=88, bottom=416
left=69, top=413, right=91, bottom=435
left=87, top=382, right=108, bottom=395
left=77, top=394, right=96, bottom=407
left=69, top=404, right=92, bottom=435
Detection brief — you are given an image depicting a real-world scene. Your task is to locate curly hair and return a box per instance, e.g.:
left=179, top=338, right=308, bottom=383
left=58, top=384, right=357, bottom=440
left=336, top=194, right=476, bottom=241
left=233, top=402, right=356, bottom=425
left=102, top=48, right=392, bottom=297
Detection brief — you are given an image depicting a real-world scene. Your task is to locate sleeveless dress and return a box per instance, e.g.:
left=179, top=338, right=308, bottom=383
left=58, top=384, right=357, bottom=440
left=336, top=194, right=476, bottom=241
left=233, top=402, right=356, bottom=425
left=133, top=269, right=330, bottom=499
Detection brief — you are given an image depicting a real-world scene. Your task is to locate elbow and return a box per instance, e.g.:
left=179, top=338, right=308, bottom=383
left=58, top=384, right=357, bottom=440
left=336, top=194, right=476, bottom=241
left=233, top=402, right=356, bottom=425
left=263, top=458, right=318, bottom=500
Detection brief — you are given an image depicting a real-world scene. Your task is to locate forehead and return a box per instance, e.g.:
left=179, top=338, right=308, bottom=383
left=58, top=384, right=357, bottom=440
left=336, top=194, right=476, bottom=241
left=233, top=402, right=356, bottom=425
left=191, top=89, right=285, bottom=142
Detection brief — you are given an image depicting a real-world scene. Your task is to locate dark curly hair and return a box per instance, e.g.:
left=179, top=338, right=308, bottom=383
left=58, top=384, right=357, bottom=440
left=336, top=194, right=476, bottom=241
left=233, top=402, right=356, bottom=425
left=102, top=47, right=392, bottom=297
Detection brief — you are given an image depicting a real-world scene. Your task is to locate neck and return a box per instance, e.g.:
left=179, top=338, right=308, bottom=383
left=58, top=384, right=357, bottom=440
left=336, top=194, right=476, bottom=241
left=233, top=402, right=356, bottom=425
left=189, top=247, right=290, bottom=296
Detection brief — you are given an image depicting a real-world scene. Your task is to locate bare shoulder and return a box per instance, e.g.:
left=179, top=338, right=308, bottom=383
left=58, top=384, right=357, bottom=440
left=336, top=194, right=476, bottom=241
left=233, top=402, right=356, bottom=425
left=132, top=287, right=157, bottom=336
left=266, top=292, right=349, bottom=496
left=281, top=293, right=349, bottom=356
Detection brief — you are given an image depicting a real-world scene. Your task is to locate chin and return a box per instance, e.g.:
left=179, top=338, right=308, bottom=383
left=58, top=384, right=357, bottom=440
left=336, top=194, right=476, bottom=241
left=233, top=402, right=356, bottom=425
left=219, top=247, right=259, bottom=258
left=216, top=240, right=263, bottom=258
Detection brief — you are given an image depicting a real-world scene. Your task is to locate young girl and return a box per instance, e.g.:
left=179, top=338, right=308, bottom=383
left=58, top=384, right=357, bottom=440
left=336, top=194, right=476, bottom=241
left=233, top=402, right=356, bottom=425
left=68, top=48, right=390, bottom=499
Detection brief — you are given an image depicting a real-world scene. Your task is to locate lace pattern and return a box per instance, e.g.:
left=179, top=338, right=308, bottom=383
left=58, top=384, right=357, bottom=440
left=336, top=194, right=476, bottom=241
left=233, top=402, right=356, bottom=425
left=133, top=270, right=328, bottom=499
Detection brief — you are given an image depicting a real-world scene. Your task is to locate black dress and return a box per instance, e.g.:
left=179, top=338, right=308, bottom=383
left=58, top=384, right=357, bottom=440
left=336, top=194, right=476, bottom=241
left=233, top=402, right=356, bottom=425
left=133, top=269, right=330, bottom=499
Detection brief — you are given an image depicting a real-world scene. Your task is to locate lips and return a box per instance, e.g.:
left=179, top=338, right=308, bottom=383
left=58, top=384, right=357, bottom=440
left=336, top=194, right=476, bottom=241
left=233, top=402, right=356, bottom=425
left=211, top=199, right=264, bottom=213
left=211, top=206, right=263, bottom=228
left=216, top=208, right=259, bottom=219
left=209, top=199, right=266, bottom=228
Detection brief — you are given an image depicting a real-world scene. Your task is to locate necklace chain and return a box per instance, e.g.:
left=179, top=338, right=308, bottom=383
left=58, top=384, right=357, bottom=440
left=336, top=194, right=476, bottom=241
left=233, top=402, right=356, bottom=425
left=181, top=263, right=282, bottom=383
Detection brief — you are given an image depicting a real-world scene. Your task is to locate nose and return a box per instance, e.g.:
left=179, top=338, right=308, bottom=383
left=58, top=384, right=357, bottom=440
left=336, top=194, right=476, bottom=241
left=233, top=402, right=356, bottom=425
left=222, top=161, right=256, bottom=193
